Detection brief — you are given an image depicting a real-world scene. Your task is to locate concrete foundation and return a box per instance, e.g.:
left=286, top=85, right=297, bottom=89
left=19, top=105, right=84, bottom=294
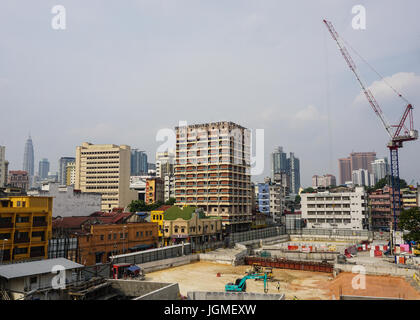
left=108, top=279, right=180, bottom=300
left=187, top=291, right=285, bottom=300
left=139, top=254, right=199, bottom=273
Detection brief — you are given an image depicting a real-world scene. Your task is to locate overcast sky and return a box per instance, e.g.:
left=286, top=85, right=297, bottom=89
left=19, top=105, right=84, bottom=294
left=0, top=0, right=419, bottom=186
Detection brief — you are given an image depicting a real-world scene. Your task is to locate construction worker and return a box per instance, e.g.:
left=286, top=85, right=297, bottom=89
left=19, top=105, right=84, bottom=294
left=276, top=281, right=281, bottom=292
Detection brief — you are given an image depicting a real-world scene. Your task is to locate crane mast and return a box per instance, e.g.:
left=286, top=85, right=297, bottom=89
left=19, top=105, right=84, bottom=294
left=323, top=19, right=418, bottom=233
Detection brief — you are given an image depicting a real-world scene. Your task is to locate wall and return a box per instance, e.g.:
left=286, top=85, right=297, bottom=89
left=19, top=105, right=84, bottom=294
left=187, top=291, right=285, bottom=300
left=108, top=279, right=180, bottom=300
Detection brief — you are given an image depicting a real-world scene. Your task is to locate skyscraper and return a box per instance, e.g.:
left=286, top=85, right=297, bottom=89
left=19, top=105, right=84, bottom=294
left=288, top=152, right=300, bottom=194
left=130, top=150, right=148, bottom=176
left=338, top=152, right=377, bottom=185
left=0, top=146, right=8, bottom=188
left=371, top=158, right=389, bottom=183
left=23, top=135, right=34, bottom=177
left=38, top=158, right=50, bottom=180
left=59, top=157, right=76, bottom=185
left=271, top=147, right=288, bottom=180
left=174, top=121, right=252, bottom=232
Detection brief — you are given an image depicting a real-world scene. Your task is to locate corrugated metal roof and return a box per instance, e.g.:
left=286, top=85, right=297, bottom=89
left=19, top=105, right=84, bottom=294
left=0, top=258, right=84, bottom=279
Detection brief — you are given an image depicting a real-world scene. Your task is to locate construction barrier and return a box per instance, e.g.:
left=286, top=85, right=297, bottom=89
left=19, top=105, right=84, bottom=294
left=245, top=256, right=334, bottom=273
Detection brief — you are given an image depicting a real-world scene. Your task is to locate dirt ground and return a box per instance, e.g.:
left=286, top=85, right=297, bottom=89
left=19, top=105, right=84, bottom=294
left=146, top=261, right=333, bottom=300
left=145, top=261, right=420, bottom=300
left=325, top=272, right=420, bottom=300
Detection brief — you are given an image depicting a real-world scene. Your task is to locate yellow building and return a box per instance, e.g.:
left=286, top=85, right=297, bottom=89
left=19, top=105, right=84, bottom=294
left=0, top=196, right=52, bottom=263
left=75, top=142, right=138, bottom=212
left=66, top=161, right=76, bottom=186
left=150, top=205, right=172, bottom=239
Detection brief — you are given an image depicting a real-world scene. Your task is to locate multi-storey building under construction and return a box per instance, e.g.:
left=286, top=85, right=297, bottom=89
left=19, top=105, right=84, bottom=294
left=174, top=121, right=252, bottom=233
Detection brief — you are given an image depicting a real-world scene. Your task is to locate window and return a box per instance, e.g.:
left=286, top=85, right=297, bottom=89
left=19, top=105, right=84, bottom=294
left=125, top=233, right=128, bottom=239
left=120, top=233, right=123, bottom=239
left=113, top=233, right=117, bottom=240
left=108, top=234, right=111, bottom=240
left=136, top=231, right=139, bottom=237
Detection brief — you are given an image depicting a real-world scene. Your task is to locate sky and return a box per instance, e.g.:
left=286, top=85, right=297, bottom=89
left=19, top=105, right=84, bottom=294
left=0, top=0, right=419, bottom=186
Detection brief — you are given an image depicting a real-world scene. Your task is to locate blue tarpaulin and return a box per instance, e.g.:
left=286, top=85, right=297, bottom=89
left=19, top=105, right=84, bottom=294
left=127, top=265, right=140, bottom=273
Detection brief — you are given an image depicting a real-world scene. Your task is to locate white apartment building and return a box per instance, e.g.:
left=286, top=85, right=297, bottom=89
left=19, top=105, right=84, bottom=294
left=0, top=146, right=9, bottom=188
left=75, top=143, right=138, bottom=212
left=164, top=175, right=175, bottom=201
left=352, top=169, right=374, bottom=187
left=269, top=184, right=284, bottom=224
left=301, top=186, right=368, bottom=230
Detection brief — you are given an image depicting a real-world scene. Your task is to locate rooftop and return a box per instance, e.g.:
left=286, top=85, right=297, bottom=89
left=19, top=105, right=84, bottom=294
left=164, top=206, right=206, bottom=220
left=0, top=258, right=84, bottom=279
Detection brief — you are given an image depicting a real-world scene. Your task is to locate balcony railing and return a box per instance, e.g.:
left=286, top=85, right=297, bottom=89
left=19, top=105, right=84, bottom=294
left=0, top=222, right=13, bottom=229
left=33, top=221, right=47, bottom=227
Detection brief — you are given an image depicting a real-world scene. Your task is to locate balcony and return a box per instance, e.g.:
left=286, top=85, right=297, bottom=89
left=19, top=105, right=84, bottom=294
left=33, top=221, right=47, bottom=227
left=0, top=222, right=13, bottom=229
left=14, top=238, right=30, bottom=244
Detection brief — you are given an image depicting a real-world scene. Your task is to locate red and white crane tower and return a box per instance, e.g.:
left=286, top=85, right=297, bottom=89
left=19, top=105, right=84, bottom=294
left=323, top=19, right=418, bottom=232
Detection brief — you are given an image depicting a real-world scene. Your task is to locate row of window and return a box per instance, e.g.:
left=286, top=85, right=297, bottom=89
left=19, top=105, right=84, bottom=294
left=98, top=230, right=154, bottom=241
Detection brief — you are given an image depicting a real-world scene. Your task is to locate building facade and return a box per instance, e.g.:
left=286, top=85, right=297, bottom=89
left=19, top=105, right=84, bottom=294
left=0, top=146, right=8, bottom=188
left=371, top=158, right=389, bottom=183
left=22, top=135, right=34, bottom=178
left=145, top=178, right=164, bottom=205
left=58, top=157, right=75, bottom=185
left=174, top=121, right=252, bottom=233
left=0, top=196, right=52, bottom=263
left=352, top=169, right=375, bottom=187
left=76, top=222, right=158, bottom=265
left=28, top=183, right=102, bottom=218
left=7, top=171, right=29, bottom=192
left=312, top=174, right=337, bottom=188
left=75, top=143, right=138, bottom=212
left=338, top=152, right=377, bottom=185
left=66, top=161, right=76, bottom=186
left=301, top=187, right=368, bottom=230
left=130, top=150, right=148, bottom=176
left=38, top=158, right=50, bottom=180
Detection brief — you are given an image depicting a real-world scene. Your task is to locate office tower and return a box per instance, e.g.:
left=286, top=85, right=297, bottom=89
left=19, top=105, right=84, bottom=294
left=371, top=158, right=389, bottom=183
left=156, top=151, right=175, bottom=178
left=352, top=169, right=375, bottom=187
left=338, top=157, right=352, bottom=185
left=174, top=121, right=252, bottom=233
left=312, top=174, right=337, bottom=188
left=288, top=152, right=300, bottom=194
left=38, top=158, right=50, bottom=180
left=23, top=135, right=34, bottom=178
left=75, top=142, right=138, bottom=212
left=130, top=150, right=148, bottom=176
left=271, top=147, right=288, bottom=180
left=338, top=152, right=377, bottom=185
left=58, top=157, right=76, bottom=185
left=0, top=146, right=8, bottom=188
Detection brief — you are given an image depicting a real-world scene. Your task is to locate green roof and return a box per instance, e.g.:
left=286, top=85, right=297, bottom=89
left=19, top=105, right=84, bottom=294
left=163, top=206, right=206, bottom=220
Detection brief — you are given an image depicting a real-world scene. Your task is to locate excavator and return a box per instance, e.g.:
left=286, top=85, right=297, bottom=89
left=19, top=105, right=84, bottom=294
left=225, top=273, right=269, bottom=293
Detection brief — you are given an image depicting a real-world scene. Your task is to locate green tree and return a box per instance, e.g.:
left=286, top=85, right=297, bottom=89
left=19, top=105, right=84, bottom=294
left=128, top=200, right=147, bottom=213
left=398, top=207, right=420, bottom=242
left=294, top=195, right=301, bottom=204
left=301, top=187, right=315, bottom=194
left=374, top=175, right=408, bottom=190
left=165, top=197, right=176, bottom=205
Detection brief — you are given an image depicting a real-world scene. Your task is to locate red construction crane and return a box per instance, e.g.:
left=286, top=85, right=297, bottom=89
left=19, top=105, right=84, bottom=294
left=323, top=19, right=418, bottom=232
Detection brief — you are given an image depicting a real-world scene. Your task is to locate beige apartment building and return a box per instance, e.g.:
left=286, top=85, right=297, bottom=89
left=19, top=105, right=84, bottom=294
left=75, top=143, right=138, bottom=212
left=66, top=161, right=76, bottom=186
left=174, top=121, right=252, bottom=233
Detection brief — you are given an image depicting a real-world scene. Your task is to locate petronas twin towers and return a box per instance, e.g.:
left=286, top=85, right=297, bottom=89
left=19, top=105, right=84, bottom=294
left=23, top=135, right=34, bottom=177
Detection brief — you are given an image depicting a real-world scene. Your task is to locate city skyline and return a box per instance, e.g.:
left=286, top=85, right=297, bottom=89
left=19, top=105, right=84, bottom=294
left=1, top=1, right=419, bottom=187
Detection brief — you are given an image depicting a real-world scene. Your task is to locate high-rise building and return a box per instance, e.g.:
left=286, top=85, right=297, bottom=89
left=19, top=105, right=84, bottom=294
left=0, top=146, right=9, bottom=188
left=23, top=135, right=34, bottom=182
left=38, top=158, right=50, bottom=180
left=312, top=174, right=337, bottom=188
left=352, top=169, right=375, bottom=187
left=371, top=158, right=389, bottom=183
left=271, top=147, right=300, bottom=195
left=174, top=121, right=252, bottom=233
left=156, top=151, right=175, bottom=178
left=130, top=150, right=148, bottom=176
left=338, top=152, right=377, bottom=185
left=338, top=157, right=352, bottom=185
left=58, top=157, right=76, bottom=185
left=145, top=178, right=164, bottom=204
left=65, top=161, right=76, bottom=186
left=271, top=147, right=288, bottom=180
left=288, top=152, right=300, bottom=195
left=75, top=143, right=138, bottom=212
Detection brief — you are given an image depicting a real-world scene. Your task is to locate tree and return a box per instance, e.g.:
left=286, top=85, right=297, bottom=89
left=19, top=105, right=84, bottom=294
left=301, top=187, right=315, bottom=194
left=165, top=197, right=176, bottom=205
left=128, top=200, right=147, bottom=213
left=294, top=195, right=301, bottom=204
left=374, top=175, right=408, bottom=190
left=398, top=207, right=420, bottom=242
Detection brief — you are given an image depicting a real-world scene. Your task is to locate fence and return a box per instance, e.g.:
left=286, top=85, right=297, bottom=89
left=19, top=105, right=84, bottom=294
left=227, top=226, right=286, bottom=245
left=109, top=243, right=192, bottom=265
left=287, top=228, right=369, bottom=238
left=81, top=263, right=112, bottom=281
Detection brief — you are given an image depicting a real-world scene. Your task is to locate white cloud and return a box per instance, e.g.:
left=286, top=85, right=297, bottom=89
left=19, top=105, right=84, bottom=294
left=290, top=105, right=328, bottom=129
